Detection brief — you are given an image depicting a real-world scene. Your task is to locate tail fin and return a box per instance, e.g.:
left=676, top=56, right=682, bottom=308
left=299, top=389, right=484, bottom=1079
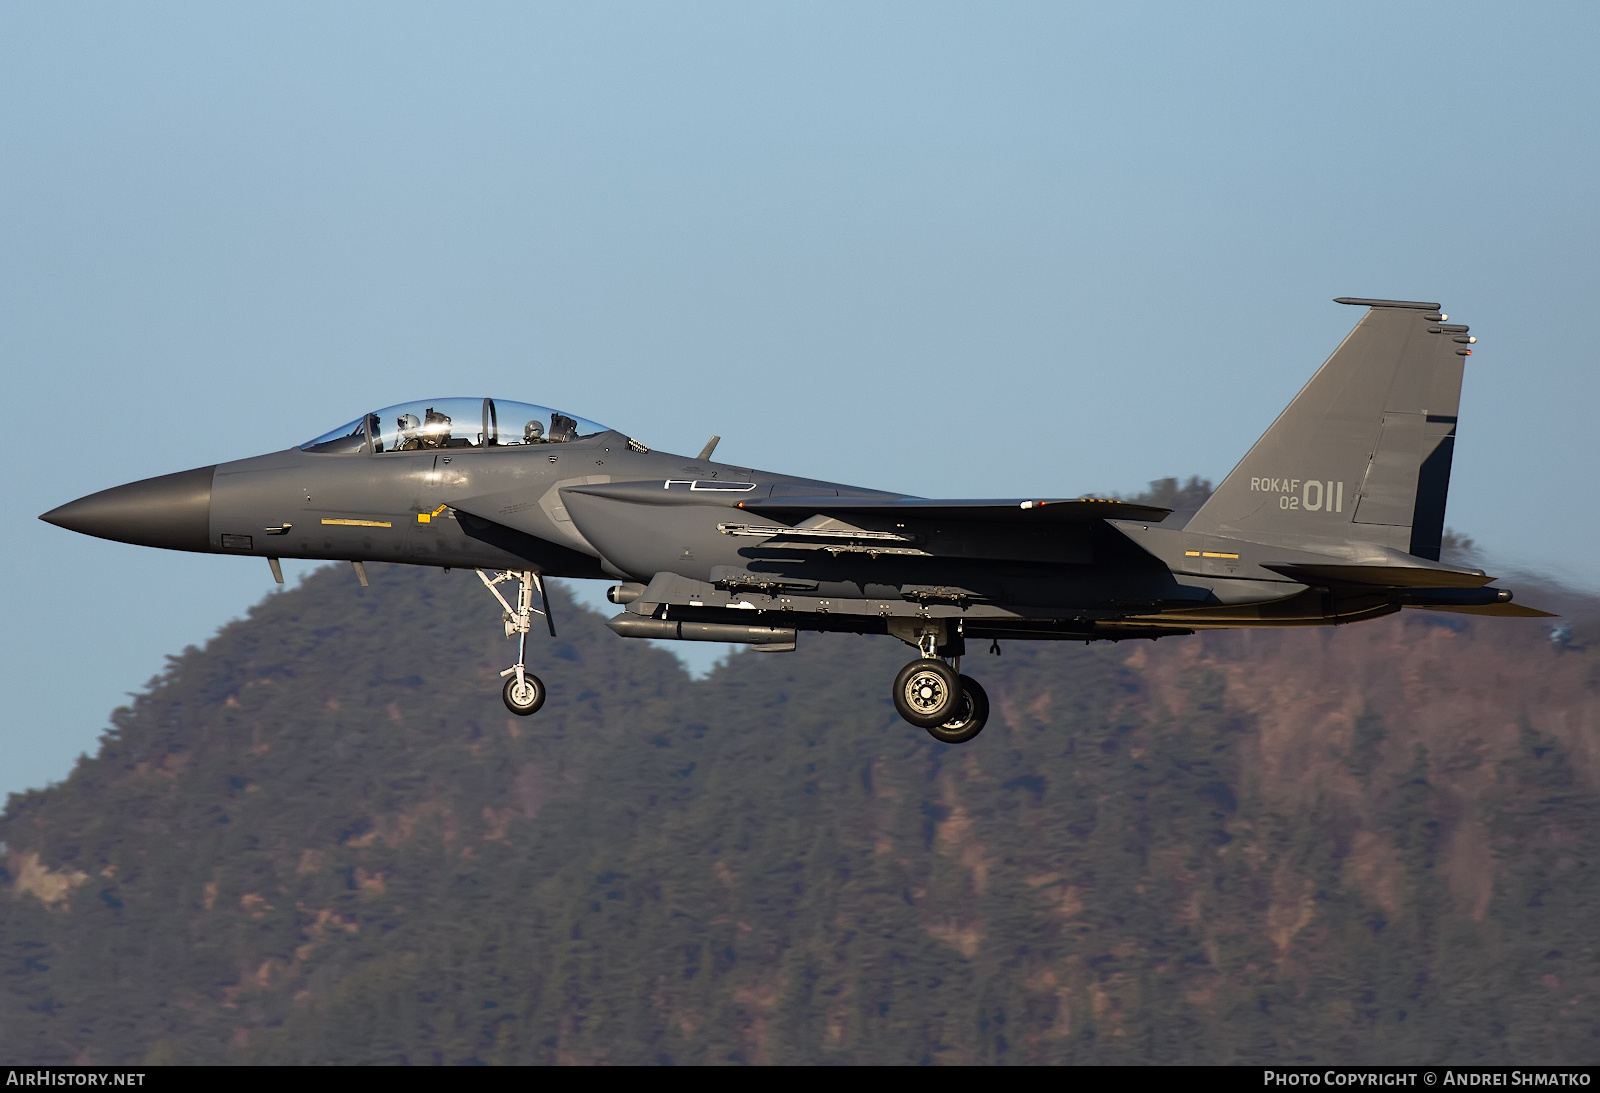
left=1185, top=298, right=1472, bottom=560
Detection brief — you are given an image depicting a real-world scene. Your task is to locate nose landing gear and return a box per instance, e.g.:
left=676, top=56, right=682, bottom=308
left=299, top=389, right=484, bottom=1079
left=889, top=628, right=991, bottom=743
left=477, top=569, right=554, bottom=716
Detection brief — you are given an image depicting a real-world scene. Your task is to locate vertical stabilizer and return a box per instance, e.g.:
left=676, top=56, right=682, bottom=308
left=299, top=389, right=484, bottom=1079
left=1184, top=298, right=1471, bottom=559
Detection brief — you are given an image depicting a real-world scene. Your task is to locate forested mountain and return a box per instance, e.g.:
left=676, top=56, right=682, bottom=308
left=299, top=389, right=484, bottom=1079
left=3, top=542, right=1598, bottom=1064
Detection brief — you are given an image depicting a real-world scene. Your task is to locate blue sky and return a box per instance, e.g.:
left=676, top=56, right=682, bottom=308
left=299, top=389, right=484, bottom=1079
left=3, top=2, right=1596, bottom=798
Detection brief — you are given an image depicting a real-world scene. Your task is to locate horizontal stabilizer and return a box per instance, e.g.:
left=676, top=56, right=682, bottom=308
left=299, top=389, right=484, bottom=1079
left=1263, top=563, right=1492, bottom=588
left=740, top=496, right=1172, bottom=523
left=1412, top=603, right=1558, bottom=618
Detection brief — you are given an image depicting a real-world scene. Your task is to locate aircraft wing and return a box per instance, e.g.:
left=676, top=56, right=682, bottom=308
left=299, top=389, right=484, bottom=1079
left=734, top=496, right=1173, bottom=524
left=554, top=481, right=1170, bottom=523
left=1261, top=563, right=1494, bottom=588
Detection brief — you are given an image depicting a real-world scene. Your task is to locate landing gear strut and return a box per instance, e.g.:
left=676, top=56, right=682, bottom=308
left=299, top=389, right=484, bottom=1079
left=477, top=569, right=554, bottom=716
left=889, top=628, right=990, bottom=743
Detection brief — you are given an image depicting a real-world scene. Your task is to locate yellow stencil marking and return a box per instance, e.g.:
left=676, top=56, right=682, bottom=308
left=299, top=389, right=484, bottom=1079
left=321, top=518, right=392, bottom=528
left=1184, top=550, right=1201, bottom=557
left=1201, top=551, right=1239, bottom=559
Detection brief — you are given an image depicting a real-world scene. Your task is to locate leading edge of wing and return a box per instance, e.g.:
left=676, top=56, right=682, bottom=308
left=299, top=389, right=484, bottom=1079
left=736, top=496, right=1173, bottom=523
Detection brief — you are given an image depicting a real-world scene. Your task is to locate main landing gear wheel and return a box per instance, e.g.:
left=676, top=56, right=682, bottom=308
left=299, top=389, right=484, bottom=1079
left=925, top=675, right=989, bottom=744
left=893, top=659, right=962, bottom=728
left=503, top=673, right=546, bottom=716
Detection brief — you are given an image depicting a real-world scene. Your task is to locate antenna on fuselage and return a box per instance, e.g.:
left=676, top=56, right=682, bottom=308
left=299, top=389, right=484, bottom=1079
left=697, top=435, right=721, bottom=461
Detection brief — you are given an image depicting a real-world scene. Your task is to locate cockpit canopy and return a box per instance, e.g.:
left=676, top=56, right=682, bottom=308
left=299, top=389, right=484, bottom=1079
left=300, top=398, right=613, bottom=454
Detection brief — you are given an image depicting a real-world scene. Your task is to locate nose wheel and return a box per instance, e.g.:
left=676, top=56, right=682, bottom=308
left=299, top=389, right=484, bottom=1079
left=503, top=672, right=546, bottom=716
left=477, top=568, right=555, bottom=716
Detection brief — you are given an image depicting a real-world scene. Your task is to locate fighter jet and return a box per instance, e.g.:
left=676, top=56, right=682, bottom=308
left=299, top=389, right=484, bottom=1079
left=41, top=298, right=1550, bottom=743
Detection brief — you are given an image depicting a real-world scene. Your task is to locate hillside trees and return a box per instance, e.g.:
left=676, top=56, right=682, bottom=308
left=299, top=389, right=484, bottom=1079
left=2, top=560, right=1597, bottom=1064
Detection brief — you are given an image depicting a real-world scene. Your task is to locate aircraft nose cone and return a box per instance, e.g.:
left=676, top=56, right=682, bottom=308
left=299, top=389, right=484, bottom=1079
left=40, top=465, right=216, bottom=552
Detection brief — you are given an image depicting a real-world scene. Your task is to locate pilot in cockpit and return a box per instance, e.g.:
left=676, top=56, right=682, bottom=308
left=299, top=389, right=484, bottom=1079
left=420, top=408, right=452, bottom=449
left=396, top=413, right=422, bottom=450
left=523, top=420, right=545, bottom=444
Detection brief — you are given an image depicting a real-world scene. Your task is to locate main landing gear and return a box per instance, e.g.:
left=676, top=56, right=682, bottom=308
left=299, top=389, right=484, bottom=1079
left=890, top=631, right=990, bottom=744
left=477, top=569, right=554, bottom=716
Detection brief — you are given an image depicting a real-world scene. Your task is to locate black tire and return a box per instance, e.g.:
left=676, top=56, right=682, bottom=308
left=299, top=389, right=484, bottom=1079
left=892, top=659, right=962, bottom=728
left=502, top=673, right=545, bottom=716
left=925, top=675, right=989, bottom=744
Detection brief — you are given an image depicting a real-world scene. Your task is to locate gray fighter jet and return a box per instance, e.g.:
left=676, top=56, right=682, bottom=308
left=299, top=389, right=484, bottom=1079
left=41, top=298, right=1550, bottom=743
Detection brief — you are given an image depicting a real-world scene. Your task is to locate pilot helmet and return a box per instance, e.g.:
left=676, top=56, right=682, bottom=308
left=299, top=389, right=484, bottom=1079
left=397, top=413, right=420, bottom=431
left=524, top=420, right=545, bottom=442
